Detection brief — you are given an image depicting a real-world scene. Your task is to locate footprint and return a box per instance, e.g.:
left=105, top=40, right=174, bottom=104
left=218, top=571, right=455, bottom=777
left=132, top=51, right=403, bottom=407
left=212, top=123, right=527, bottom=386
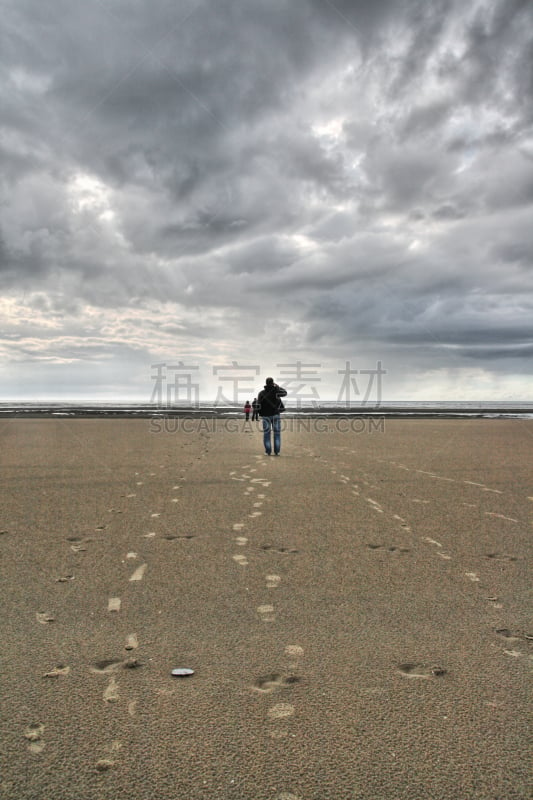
left=104, top=741, right=123, bottom=761
left=398, top=663, right=447, bottom=678
left=233, top=523, right=245, bottom=531
left=267, top=703, right=295, bottom=719
left=261, top=544, right=299, bottom=555
left=266, top=574, right=281, bottom=588
left=163, top=534, right=195, bottom=540
left=91, top=659, right=123, bottom=674
left=26, top=740, right=46, bottom=754
left=495, top=628, right=520, bottom=641
left=485, top=512, right=517, bottom=522
left=284, top=645, right=304, bottom=658
left=108, top=597, right=121, bottom=612
left=366, top=544, right=410, bottom=553
left=232, top=554, right=248, bottom=566
left=366, top=498, right=383, bottom=513
left=36, top=612, right=55, bottom=624
left=55, top=574, right=74, bottom=583
left=393, top=515, right=410, bottom=529
left=43, top=664, right=70, bottom=678
left=235, top=537, right=248, bottom=546
left=24, top=723, right=45, bottom=753
left=484, top=596, right=504, bottom=609
left=95, top=759, right=115, bottom=772
left=465, top=572, right=480, bottom=582
left=252, top=673, right=301, bottom=693
left=257, top=604, right=276, bottom=622
left=24, top=722, right=45, bottom=740
left=125, top=633, right=138, bottom=651
left=103, top=677, right=119, bottom=703
left=129, top=563, right=147, bottom=581
left=424, top=537, right=442, bottom=547
left=486, top=552, right=518, bottom=562
left=123, top=657, right=142, bottom=669
left=495, top=628, right=532, bottom=644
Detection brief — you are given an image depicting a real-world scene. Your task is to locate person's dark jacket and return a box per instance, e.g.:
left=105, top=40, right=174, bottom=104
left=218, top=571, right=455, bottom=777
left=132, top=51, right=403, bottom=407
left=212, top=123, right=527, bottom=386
left=258, top=384, right=287, bottom=417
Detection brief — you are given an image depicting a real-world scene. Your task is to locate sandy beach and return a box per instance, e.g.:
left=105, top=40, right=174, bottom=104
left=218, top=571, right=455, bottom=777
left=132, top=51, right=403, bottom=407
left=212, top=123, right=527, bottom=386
left=1, top=417, right=531, bottom=800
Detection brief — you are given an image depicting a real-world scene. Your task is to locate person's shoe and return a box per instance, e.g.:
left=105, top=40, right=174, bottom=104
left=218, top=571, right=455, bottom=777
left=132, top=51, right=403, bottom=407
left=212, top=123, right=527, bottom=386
left=274, top=452, right=280, bottom=456
left=265, top=451, right=271, bottom=456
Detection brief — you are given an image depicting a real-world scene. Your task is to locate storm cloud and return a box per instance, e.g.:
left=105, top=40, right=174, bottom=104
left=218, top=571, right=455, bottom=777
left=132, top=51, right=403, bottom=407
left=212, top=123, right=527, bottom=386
left=1, top=0, right=532, bottom=401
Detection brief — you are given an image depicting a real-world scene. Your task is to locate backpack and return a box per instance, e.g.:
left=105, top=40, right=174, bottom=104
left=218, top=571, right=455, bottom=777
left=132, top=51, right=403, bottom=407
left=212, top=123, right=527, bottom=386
left=259, top=387, right=285, bottom=416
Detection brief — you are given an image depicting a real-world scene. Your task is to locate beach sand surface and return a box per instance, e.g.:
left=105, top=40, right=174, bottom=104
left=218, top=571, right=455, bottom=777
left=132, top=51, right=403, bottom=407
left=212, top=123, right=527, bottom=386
left=0, top=417, right=531, bottom=800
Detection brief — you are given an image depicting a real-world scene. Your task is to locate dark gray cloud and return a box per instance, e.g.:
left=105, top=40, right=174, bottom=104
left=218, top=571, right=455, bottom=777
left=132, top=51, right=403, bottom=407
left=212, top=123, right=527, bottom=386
left=1, top=0, right=532, bottom=400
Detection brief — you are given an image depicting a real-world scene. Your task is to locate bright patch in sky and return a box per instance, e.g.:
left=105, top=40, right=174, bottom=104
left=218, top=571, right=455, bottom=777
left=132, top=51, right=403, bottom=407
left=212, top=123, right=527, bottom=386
left=68, top=173, right=116, bottom=221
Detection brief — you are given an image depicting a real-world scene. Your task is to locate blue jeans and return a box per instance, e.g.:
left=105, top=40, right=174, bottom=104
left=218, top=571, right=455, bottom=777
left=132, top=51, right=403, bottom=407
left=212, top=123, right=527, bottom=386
left=262, top=415, right=281, bottom=454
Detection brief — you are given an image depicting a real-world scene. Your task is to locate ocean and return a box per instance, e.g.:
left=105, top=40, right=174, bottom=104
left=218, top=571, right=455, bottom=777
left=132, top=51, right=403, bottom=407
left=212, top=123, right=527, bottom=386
left=1, top=401, right=532, bottom=418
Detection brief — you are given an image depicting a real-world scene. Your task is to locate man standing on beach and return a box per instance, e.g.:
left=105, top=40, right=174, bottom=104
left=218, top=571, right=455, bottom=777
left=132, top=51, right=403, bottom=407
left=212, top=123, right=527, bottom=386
left=258, top=377, right=287, bottom=456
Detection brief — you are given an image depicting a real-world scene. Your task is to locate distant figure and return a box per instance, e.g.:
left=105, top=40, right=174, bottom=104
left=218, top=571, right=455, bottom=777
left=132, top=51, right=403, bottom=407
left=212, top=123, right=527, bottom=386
left=244, top=400, right=252, bottom=421
left=257, top=377, right=287, bottom=456
left=251, top=398, right=259, bottom=421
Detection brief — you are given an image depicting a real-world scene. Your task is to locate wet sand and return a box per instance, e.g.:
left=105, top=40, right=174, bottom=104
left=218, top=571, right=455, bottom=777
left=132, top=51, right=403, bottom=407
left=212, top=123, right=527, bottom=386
left=0, top=417, right=531, bottom=800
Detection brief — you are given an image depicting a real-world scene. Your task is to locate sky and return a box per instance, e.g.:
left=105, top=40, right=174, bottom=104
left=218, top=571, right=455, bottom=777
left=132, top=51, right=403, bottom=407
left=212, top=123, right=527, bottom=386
left=1, top=0, right=533, bottom=404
